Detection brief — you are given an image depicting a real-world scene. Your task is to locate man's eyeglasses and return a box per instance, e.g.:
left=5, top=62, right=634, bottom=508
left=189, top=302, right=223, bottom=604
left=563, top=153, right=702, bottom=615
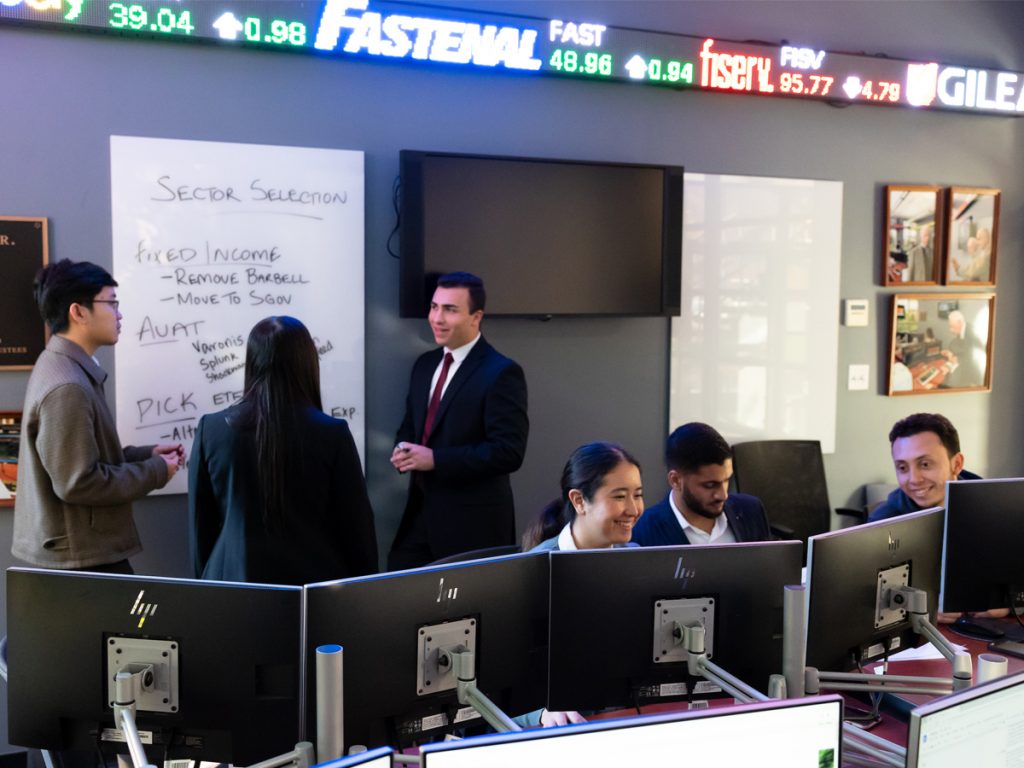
left=92, top=300, right=120, bottom=311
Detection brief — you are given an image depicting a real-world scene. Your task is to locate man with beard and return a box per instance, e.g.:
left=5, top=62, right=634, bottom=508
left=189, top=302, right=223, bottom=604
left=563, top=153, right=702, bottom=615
left=632, top=422, right=771, bottom=546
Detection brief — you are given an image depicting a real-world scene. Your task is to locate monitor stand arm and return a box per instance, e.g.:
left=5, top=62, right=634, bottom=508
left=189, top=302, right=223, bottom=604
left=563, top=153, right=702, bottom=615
left=241, top=742, right=316, bottom=768
left=805, top=586, right=973, bottom=697
left=443, top=647, right=522, bottom=734
left=902, top=589, right=972, bottom=690
left=113, top=671, right=157, bottom=768
left=779, top=585, right=906, bottom=768
left=681, top=624, right=783, bottom=703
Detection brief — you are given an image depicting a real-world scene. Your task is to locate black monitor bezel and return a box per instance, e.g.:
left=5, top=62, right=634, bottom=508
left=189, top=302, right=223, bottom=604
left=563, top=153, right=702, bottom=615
left=545, top=541, right=803, bottom=712
left=5, top=567, right=304, bottom=765
left=805, top=506, right=945, bottom=672
left=304, top=552, right=550, bottom=750
left=940, top=477, right=1024, bottom=613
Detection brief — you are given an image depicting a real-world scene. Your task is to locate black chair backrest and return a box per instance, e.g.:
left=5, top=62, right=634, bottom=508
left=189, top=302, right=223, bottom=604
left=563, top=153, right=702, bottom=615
left=731, top=439, right=830, bottom=553
left=428, top=544, right=522, bottom=566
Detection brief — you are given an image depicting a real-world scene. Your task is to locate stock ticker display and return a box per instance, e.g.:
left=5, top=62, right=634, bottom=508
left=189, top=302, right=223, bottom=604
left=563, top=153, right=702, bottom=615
left=3, top=0, right=1023, bottom=116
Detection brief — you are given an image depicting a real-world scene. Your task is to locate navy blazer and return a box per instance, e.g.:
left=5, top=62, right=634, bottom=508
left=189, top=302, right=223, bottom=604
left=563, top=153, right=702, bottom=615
left=394, top=336, right=528, bottom=560
left=632, top=492, right=772, bottom=546
left=189, top=404, right=378, bottom=585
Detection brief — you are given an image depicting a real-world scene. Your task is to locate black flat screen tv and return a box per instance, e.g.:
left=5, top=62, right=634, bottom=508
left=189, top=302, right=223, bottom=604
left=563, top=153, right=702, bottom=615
left=399, top=150, right=683, bottom=317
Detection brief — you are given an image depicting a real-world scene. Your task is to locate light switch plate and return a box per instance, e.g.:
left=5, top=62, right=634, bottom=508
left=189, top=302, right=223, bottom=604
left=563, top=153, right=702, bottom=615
left=848, top=364, right=870, bottom=390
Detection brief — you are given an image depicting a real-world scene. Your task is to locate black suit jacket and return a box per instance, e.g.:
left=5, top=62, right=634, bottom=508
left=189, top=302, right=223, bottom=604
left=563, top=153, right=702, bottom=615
left=631, top=492, right=772, bottom=546
left=189, top=404, right=378, bottom=585
left=394, top=336, right=528, bottom=559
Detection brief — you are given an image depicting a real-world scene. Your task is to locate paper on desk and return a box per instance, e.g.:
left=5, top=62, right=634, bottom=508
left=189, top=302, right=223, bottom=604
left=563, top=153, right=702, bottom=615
left=871, top=640, right=968, bottom=671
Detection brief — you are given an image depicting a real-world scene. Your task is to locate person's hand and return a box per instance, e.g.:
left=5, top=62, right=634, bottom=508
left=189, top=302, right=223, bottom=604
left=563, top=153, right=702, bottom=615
left=154, top=443, right=184, bottom=462
left=952, top=257, right=961, bottom=274
left=153, top=444, right=184, bottom=481
left=390, top=442, right=435, bottom=473
left=539, top=709, right=587, bottom=727
left=158, top=451, right=181, bottom=480
left=887, top=258, right=904, bottom=283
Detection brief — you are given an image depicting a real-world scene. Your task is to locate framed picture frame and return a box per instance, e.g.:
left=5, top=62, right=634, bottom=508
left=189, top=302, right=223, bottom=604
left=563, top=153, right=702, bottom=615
left=944, top=187, right=1000, bottom=285
left=883, top=185, right=941, bottom=286
left=0, top=216, right=49, bottom=369
left=0, top=411, right=21, bottom=508
left=888, top=293, right=995, bottom=395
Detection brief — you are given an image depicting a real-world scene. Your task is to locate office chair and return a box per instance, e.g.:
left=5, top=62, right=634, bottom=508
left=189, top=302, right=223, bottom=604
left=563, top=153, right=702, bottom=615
left=428, top=544, right=522, bottom=566
left=731, top=440, right=865, bottom=554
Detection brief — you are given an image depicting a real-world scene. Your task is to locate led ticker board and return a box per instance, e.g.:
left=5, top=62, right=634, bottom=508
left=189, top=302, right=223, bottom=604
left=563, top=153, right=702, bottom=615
left=3, top=0, right=1023, bottom=116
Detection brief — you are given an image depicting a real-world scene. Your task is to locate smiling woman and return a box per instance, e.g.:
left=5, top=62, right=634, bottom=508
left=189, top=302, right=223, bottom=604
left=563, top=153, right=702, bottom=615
left=522, top=442, right=644, bottom=552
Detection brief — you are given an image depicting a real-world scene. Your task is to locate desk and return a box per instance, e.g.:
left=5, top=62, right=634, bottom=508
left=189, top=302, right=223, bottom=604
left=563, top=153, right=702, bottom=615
left=569, top=620, right=1024, bottom=765
left=908, top=359, right=950, bottom=390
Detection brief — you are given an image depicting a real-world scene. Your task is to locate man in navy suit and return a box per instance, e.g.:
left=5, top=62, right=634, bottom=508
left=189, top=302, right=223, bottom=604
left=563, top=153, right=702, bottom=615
left=632, top=422, right=771, bottom=546
left=388, top=272, right=528, bottom=569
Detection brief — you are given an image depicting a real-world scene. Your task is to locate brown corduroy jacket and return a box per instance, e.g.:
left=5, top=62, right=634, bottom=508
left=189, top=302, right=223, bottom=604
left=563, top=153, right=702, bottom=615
left=12, top=336, right=168, bottom=568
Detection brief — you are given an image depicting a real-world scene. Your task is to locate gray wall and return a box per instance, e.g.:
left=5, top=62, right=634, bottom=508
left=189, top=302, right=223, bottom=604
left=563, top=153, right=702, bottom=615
left=1, top=0, right=1023, bottom=755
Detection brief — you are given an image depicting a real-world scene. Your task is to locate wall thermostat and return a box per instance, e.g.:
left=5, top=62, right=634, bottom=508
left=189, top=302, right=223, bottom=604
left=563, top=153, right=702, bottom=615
left=843, top=299, right=869, bottom=327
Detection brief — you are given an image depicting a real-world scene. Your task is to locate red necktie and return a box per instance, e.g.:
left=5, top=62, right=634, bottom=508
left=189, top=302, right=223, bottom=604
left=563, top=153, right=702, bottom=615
left=422, top=352, right=454, bottom=444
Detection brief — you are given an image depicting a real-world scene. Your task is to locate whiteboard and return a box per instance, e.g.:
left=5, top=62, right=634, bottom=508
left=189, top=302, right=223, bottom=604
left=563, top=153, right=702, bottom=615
left=111, top=136, right=364, bottom=494
left=669, top=174, right=842, bottom=453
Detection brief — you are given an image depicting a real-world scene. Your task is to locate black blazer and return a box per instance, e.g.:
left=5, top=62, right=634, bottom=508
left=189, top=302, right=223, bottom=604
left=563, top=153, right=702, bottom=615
left=189, top=404, right=378, bottom=585
left=394, top=337, right=528, bottom=559
left=631, top=492, right=772, bottom=547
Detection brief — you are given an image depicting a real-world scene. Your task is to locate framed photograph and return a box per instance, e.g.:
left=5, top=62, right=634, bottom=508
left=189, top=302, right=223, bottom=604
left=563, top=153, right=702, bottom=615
left=0, top=411, right=21, bottom=508
left=944, top=187, right=999, bottom=285
left=883, top=185, right=941, bottom=286
left=0, top=216, right=49, bottom=369
left=888, top=294, right=995, bottom=395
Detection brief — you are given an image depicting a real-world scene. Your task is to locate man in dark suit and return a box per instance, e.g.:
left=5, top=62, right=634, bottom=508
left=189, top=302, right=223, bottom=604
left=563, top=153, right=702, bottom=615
left=389, top=272, right=528, bottom=569
left=632, top=422, right=770, bottom=546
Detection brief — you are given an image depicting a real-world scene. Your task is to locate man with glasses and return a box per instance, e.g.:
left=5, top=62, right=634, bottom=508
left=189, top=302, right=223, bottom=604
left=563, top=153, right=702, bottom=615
left=12, top=260, right=182, bottom=573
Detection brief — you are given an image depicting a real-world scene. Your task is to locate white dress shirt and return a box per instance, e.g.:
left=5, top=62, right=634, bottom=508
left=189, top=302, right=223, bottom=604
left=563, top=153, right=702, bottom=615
left=669, top=492, right=736, bottom=545
left=556, top=522, right=579, bottom=551
left=427, top=333, right=481, bottom=405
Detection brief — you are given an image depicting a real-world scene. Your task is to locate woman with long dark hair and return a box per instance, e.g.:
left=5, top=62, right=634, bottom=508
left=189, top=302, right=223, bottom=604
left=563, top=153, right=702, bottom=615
left=189, top=316, right=377, bottom=584
left=523, top=441, right=644, bottom=552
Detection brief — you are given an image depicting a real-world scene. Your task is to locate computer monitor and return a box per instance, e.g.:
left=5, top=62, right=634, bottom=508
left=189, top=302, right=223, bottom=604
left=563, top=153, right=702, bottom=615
left=304, top=552, right=549, bottom=751
left=940, top=477, right=1024, bottom=617
left=906, top=670, right=1024, bottom=767
left=6, top=568, right=303, bottom=765
left=419, top=695, right=843, bottom=767
left=546, top=541, right=803, bottom=712
left=315, top=746, right=393, bottom=768
left=805, top=507, right=944, bottom=672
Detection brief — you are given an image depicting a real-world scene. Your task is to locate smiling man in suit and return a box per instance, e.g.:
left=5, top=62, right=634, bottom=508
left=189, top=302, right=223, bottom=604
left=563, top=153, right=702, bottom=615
left=632, top=422, right=771, bottom=547
left=389, top=272, right=528, bottom=569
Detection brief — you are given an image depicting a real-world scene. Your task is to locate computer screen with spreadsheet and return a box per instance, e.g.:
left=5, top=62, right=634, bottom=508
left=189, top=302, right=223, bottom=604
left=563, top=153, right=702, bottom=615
left=420, top=696, right=842, bottom=768
left=907, top=670, right=1024, bottom=767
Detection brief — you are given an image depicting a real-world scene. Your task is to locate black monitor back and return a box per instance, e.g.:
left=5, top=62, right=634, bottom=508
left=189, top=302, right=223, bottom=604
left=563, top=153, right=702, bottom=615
left=806, top=507, right=944, bottom=672
left=941, top=477, right=1024, bottom=612
left=546, top=541, right=803, bottom=712
left=304, top=552, right=549, bottom=750
left=6, top=568, right=303, bottom=765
